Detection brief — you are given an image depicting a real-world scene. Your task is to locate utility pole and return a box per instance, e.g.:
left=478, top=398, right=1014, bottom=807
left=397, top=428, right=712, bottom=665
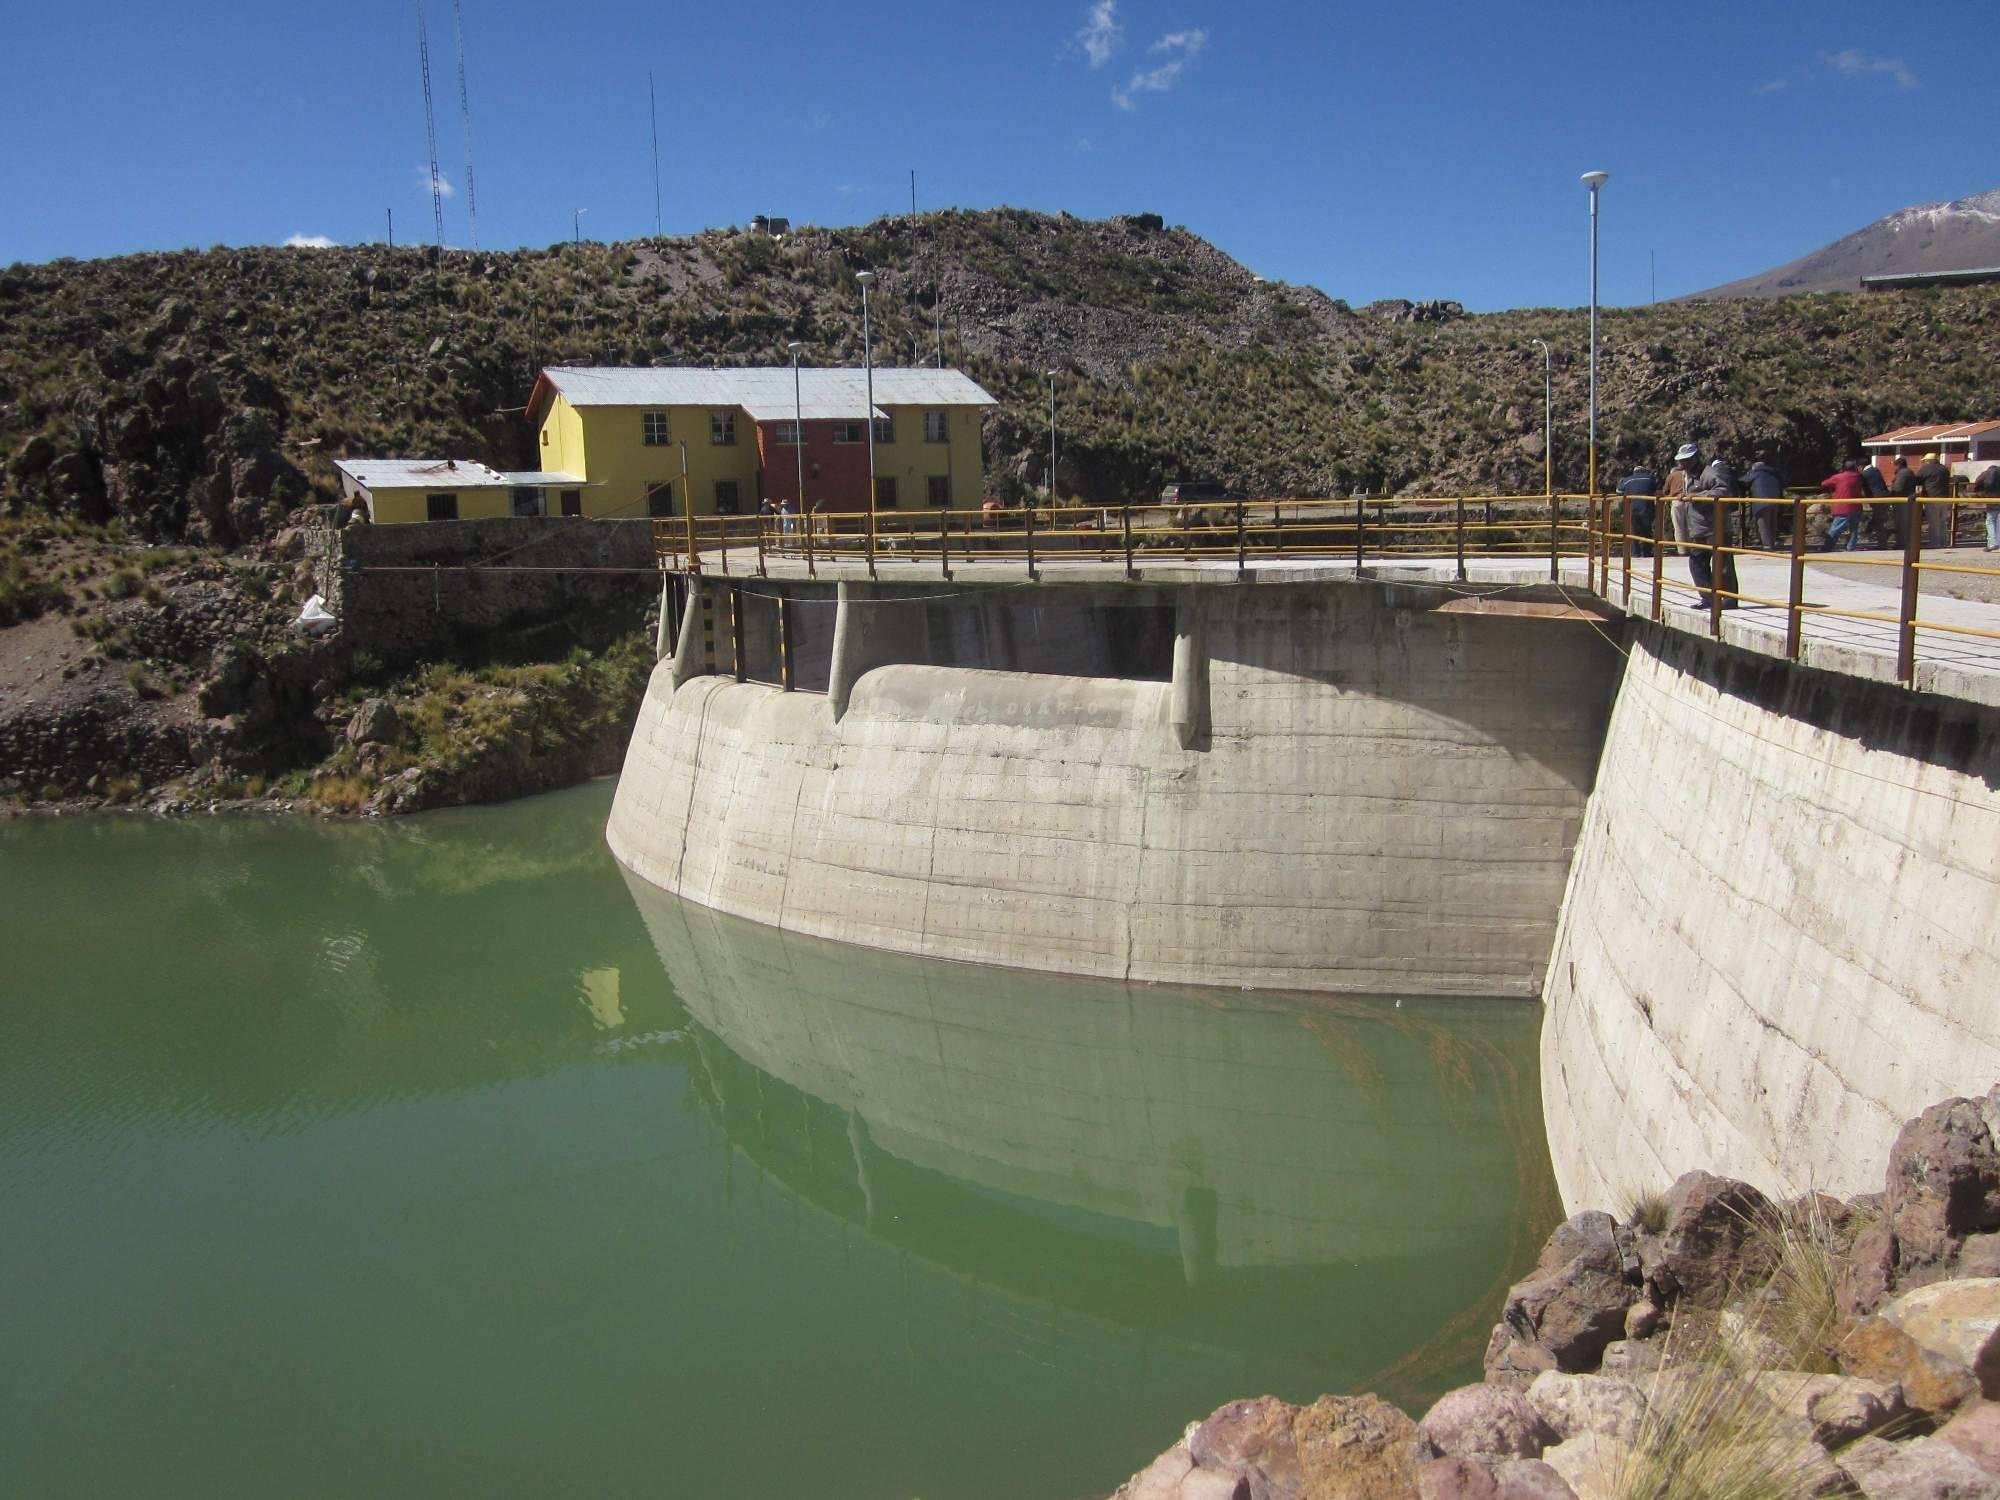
left=1650, top=249, right=1657, bottom=306
left=910, top=170, right=916, bottom=217
left=386, top=208, right=393, bottom=247
left=649, top=71, right=663, bottom=237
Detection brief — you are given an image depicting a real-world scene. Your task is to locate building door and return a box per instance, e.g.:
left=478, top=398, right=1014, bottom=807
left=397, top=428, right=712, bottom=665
left=647, top=482, right=675, bottom=518
left=560, top=489, right=582, bottom=517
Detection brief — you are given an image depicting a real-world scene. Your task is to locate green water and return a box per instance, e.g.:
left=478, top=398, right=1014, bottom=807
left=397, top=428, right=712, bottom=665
left=0, top=781, right=1559, bottom=1500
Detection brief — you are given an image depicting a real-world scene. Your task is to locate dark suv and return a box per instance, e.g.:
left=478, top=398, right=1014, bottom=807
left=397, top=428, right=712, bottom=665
left=1159, top=480, right=1244, bottom=507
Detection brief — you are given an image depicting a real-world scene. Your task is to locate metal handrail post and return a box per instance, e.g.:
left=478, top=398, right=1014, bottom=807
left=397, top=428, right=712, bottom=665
left=1454, top=496, right=1466, bottom=580
left=1651, top=503, right=1664, bottom=621
left=1621, top=494, right=1633, bottom=605
left=866, top=504, right=877, bottom=581
left=1708, top=497, right=1724, bottom=637
left=1025, top=502, right=1038, bottom=581
left=1786, top=496, right=1807, bottom=661
left=1548, top=494, right=1560, bottom=581
left=718, top=518, right=730, bottom=577
left=755, top=512, right=767, bottom=577
left=1897, top=495, right=1923, bottom=683
left=804, top=503, right=816, bottom=579
left=1354, top=495, right=1365, bottom=574
left=938, top=507, right=952, bottom=581
left=1122, top=505, right=1135, bottom=580
left=1235, top=501, right=1247, bottom=581
left=683, top=494, right=697, bottom=574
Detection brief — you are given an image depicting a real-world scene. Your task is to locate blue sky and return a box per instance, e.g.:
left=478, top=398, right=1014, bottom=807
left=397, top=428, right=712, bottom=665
left=4, top=0, right=1994, bottom=309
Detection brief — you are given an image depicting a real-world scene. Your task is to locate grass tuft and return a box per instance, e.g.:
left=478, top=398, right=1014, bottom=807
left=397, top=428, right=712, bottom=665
left=1627, top=1188, right=1671, bottom=1235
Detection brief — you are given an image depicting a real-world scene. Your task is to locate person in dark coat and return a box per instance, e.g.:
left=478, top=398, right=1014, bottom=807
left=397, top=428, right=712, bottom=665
left=1976, top=464, right=2000, bottom=552
left=1916, top=452, right=1954, bottom=545
left=1858, top=458, right=1892, bottom=546
left=1683, top=453, right=1739, bottom=609
left=1743, top=456, right=1786, bottom=552
left=1889, top=457, right=1919, bottom=550
left=1616, top=463, right=1659, bottom=557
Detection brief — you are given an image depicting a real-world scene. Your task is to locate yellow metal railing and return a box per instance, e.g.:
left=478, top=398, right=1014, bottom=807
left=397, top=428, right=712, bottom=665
left=651, top=490, right=2000, bottom=688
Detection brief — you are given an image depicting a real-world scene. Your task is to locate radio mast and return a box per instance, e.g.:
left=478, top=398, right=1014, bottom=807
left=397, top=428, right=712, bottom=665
left=453, top=0, right=480, bottom=249
left=415, top=1, right=445, bottom=253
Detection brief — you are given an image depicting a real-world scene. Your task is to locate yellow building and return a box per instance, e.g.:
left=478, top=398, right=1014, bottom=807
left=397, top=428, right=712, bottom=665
left=332, top=458, right=591, bottom=524
left=525, top=365, right=997, bottom=518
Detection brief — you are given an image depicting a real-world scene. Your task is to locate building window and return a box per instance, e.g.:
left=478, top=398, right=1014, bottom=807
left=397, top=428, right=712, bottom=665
left=511, top=487, right=544, bottom=517
left=875, top=477, right=898, bottom=510
left=924, top=410, right=948, bottom=443
left=772, top=421, right=801, bottom=446
left=714, top=480, right=740, bottom=515
left=832, top=422, right=864, bottom=444
left=427, top=493, right=458, bottom=522
left=872, top=415, right=895, bottom=446
left=710, top=410, right=736, bottom=446
left=560, top=489, right=582, bottom=517
left=642, top=412, right=670, bottom=446
left=927, top=475, right=951, bottom=507
left=647, top=482, right=674, bottom=518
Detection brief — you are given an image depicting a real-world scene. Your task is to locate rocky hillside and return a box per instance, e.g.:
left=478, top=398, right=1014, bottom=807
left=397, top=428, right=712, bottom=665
left=4, top=208, right=1998, bottom=522
left=1697, top=188, right=2000, bottom=299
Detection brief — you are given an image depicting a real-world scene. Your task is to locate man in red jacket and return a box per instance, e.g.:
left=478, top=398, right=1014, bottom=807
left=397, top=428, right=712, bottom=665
left=1819, top=463, right=1867, bottom=552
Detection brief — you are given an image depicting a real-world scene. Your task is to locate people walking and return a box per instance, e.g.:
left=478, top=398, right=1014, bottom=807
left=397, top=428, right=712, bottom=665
left=1617, top=462, right=1659, bottom=558
left=1819, top=463, right=1867, bottom=551
left=1916, top=452, right=1954, bottom=546
left=1976, top=464, right=2000, bottom=551
left=1889, top=457, right=1919, bottom=551
left=1743, top=455, right=1786, bottom=552
left=1859, top=458, right=1893, bottom=546
left=1683, top=448, right=1739, bottom=610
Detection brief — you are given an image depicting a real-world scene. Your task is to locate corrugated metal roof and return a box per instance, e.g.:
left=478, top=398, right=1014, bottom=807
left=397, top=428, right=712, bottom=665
left=1864, top=421, right=2000, bottom=445
left=538, top=365, right=997, bottom=415
left=498, top=471, right=588, bottom=486
left=334, top=457, right=512, bottom=489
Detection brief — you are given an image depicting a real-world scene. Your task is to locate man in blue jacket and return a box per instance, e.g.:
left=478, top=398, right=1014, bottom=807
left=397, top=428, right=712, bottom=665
left=1616, top=463, right=1659, bottom=557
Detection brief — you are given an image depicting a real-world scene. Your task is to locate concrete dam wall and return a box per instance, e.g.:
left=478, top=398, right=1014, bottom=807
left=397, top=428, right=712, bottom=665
left=1541, top=626, right=2000, bottom=1207
left=606, top=580, right=1618, bottom=996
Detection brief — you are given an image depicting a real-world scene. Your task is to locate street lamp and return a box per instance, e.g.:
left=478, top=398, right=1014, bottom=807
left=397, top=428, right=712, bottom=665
left=856, top=271, right=877, bottom=514
left=1046, top=370, right=1060, bottom=504
left=1580, top=170, right=1609, bottom=497
left=1530, top=337, right=1552, bottom=499
left=787, top=340, right=806, bottom=516
left=574, top=207, right=587, bottom=247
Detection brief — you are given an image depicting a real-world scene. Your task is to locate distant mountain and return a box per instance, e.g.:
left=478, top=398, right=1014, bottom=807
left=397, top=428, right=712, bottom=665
left=1695, top=189, right=2000, bottom=298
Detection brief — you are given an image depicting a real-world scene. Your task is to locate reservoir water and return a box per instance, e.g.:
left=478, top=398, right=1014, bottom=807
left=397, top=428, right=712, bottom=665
left=0, top=781, right=1558, bottom=1499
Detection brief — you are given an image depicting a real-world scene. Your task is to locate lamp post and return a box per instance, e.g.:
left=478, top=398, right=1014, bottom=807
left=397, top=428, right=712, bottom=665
left=1580, top=170, right=1609, bottom=497
left=574, top=207, right=587, bottom=247
left=1530, top=337, right=1552, bottom=498
left=856, top=271, right=877, bottom=514
left=1046, top=369, right=1059, bottom=504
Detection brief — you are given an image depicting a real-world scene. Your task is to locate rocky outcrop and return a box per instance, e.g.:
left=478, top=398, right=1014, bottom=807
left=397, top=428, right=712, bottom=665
left=1112, top=1088, right=2000, bottom=1500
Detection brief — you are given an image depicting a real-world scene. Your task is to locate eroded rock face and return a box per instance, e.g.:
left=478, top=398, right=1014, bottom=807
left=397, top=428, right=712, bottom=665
left=1414, top=1456, right=1578, bottom=1500
left=1415, top=1384, right=1554, bottom=1464
left=1838, top=1433, right=2000, bottom=1499
left=1525, top=1372, right=1648, bottom=1445
left=1885, top=1098, right=2000, bottom=1285
left=1500, top=1213, right=1638, bottom=1373
left=1841, top=1315, right=1981, bottom=1421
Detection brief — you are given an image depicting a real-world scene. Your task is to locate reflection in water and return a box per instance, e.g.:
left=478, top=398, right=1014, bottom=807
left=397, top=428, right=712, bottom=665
left=0, top=783, right=1559, bottom=1500
left=623, top=870, right=1561, bottom=1400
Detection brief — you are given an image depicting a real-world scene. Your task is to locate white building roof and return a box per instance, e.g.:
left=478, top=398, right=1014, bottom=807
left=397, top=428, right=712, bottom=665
left=334, top=457, right=513, bottom=490
left=535, top=365, right=997, bottom=421
left=498, top=471, right=588, bottom=486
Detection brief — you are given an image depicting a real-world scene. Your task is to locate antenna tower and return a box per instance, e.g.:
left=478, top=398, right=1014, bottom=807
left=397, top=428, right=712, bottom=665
left=415, top=0, right=446, bottom=254
left=649, top=72, right=663, bottom=237
left=452, top=0, right=479, bottom=249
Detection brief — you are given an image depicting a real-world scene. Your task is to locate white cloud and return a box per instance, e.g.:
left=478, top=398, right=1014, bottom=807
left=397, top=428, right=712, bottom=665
left=282, top=233, right=338, bottom=249
left=1753, top=77, right=1789, bottom=95
left=415, top=165, right=456, bottom=199
left=1826, top=49, right=1917, bottom=90
left=1112, top=28, right=1206, bottom=110
left=1077, top=0, right=1121, bottom=67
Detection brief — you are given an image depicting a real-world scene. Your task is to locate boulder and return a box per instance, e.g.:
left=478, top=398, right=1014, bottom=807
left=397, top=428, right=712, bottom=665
left=1838, top=1220, right=1901, bottom=1322
left=346, top=697, right=402, bottom=748
left=1415, top=1457, right=1579, bottom=1500
left=1838, top=1434, right=2000, bottom=1499
left=1623, top=1299, right=1661, bottom=1342
left=1653, top=1171, right=1776, bottom=1307
left=1526, top=1372, right=1648, bottom=1445
left=1744, top=1371, right=1906, bottom=1447
left=1537, top=1432, right=1631, bottom=1500
left=1597, top=1340, right=1665, bottom=1379
left=1840, top=1315, right=1980, bottom=1421
left=1937, top=1401, right=2000, bottom=1477
left=1884, top=1098, right=2000, bottom=1283
left=1415, top=1384, right=1554, bottom=1463
left=1184, top=1392, right=1417, bottom=1500
left=1883, top=1279, right=2000, bottom=1399
left=1485, top=1323, right=1559, bottom=1390
left=1960, top=1234, right=2000, bottom=1281
left=1501, top=1213, right=1638, bottom=1373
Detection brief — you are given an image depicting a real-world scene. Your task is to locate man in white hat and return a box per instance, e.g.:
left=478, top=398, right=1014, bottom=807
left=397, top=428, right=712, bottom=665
left=1664, top=442, right=1701, bottom=554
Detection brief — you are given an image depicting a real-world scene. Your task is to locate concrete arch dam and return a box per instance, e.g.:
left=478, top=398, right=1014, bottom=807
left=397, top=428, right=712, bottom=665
left=607, top=575, right=1620, bottom=997
left=608, top=557, right=2000, bottom=1213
